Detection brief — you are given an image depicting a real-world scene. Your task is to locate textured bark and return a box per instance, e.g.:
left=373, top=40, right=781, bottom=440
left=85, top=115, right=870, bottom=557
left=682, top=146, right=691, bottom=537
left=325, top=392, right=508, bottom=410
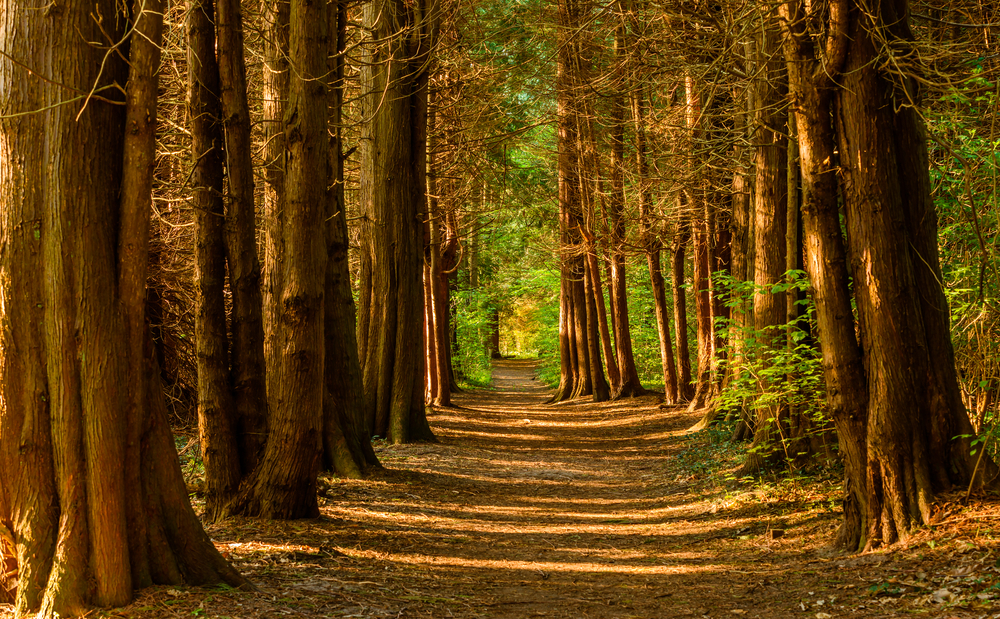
left=218, top=0, right=268, bottom=476
left=551, top=0, right=584, bottom=402
left=224, top=0, right=329, bottom=518
left=683, top=75, right=717, bottom=412
left=324, top=0, right=380, bottom=477
left=778, top=0, right=868, bottom=549
left=586, top=248, right=616, bottom=399
left=189, top=0, right=241, bottom=518
left=425, top=99, right=452, bottom=406
left=741, top=13, right=789, bottom=472
left=120, top=0, right=165, bottom=586
left=835, top=0, right=989, bottom=548
left=261, top=0, right=289, bottom=416
left=0, top=0, right=245, bottom=612
left=688, top=221, right=715, bottom=411
left=723, top=84, right=753, bottom=409
left=583, top=257, right=611, bottom=402
left=777, top=0, right=993, bottom=550
left=358, top=0, right=437, bottom=442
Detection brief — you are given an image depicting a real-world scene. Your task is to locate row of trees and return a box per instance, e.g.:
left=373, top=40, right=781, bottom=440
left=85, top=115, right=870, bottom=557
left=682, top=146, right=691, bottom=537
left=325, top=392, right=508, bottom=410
left=0, top=0, right=452, bottom=609
left=1, top=0, right=999, bottom=615
left=539, top=0, right=1000, bottom=552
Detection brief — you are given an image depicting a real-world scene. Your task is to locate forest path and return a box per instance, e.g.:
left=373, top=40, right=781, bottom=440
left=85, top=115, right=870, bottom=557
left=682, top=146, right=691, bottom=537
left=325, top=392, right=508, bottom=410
left=151, top=359, right=992, bottom=619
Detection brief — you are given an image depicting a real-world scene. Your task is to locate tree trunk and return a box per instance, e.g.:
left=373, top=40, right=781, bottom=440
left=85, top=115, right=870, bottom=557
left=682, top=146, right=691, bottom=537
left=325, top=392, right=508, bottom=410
left=633, top=88, right=677, bottom=403
left=217, top=0, right=269, bottom=477
left=189, top=0, right=241, bottom=518
left=224, top=0, right=329, bottom=518
left=261, top=0, right=289, bottom=414
left=358, top=0, right=437, bottom=442
left=779, top=0, right=994, bottom=550
left=835, top=0, right=988, bottom=548
left=722, top=78, right=753, bottom=427
left=552, top=0, right=584, bottom=402
left=684, top=76, right=716, bottom=412
left=607, top=16, right=645, bottom=399
left=688, top=220, right=715, bottom=411
left=324, top=0, right=380, bottom=477
left=586, top=247, right=618, bottom=398
left=741, top=12, right=789, bottom=472
left=671, top=231, right=694, bottom=401
left=0, top=0, right=245, bottom=612
left=583, top=256, right=611, bottom=402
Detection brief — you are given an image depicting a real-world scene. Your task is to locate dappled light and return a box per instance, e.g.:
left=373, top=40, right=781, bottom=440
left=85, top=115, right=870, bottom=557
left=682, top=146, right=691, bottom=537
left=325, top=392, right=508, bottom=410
left=83, top=360, right=1000, bottom=618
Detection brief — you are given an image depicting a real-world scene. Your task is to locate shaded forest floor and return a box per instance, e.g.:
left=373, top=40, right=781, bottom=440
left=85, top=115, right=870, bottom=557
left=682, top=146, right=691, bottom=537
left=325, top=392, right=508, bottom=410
left=83, top=362, right=1000, bottom=617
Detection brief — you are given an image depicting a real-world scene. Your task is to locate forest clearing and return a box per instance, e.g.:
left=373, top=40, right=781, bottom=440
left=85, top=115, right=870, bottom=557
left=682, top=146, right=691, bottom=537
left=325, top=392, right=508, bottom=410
left=45, top=360, right=995, bottom=619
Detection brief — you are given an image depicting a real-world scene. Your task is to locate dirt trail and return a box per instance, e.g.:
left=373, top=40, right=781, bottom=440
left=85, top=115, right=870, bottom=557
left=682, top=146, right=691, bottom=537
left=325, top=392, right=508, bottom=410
left=120, top=359, right=999, bottom=619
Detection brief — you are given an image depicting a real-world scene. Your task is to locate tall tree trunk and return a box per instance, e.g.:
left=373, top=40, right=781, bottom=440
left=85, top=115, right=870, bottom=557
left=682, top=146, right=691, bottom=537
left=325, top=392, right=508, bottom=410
left=189, top=0, right=241, bottom=518
left=780, top=0, right=995, bottom=550
left=684, top=75, right=716, bottom=412
left=261, top=0, right=289, bottom=415
left=607, top=11, right=645, bottom=399
left=835, top=0, right=988, bottom=548
left=586, top=246, right=618, bottom=398
left=552, top=0, right=583, bottom=402
left=217, top=0, right=269, bottom=476
left=359, top=0, right=438, bottom=442
left=778, top=0, right=868, bottom=549
left=0, top=0, right=245, bottom=611
left=741, top=12, right=789, bottom=473
left=688, top=219, right=715, bottom=411
left=324, top=0, right=380, bottom=476
left=584, top=256, right=611, bottom=402
left=721, top=78, right=754, bottom=433
left=671, top=230, right=694, bottom=401
left=425, top=97, right=452, bottom=406
left=224, top=0, right=329, bottom=518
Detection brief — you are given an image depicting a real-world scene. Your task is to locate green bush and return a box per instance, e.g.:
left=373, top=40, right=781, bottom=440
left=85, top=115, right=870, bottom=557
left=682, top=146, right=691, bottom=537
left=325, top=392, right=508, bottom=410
left=713, top=270, right=829, bottom=437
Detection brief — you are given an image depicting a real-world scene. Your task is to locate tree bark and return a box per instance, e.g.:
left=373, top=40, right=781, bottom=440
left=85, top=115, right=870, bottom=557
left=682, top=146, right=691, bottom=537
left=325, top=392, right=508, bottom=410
left=633, top=88, right=678, bottom=403
left=671, top=231, right=694, bottom=401
left=684, top=75, right=716, bottom=412
left=834, top=0, right=989, bottom=547
left=261, top=0, right=289, bottom=409
left=324, top=0, right=380, bottom=476
left=189, top=0, right=241, bottom=518
left=358, top=0, right=438, bottom=441
left=778, top=0, right=994, bottom=550
left=224, top=0, right=329, bottom=518
left=0, top=0, right=245, bottom=611
left=741, top=12, right=789, bottom=472
left=218, top=0, right=269, bottom=477
left=607, top=14, right=645, bottom=399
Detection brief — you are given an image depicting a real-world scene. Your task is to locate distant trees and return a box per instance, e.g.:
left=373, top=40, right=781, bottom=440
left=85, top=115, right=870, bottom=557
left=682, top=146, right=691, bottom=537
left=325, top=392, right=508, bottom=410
left=531, top=0, right=999, bottom=550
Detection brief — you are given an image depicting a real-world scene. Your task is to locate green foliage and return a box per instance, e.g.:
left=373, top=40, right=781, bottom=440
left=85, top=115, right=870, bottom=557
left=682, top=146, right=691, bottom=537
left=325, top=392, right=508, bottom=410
left=713, top=270, right=828, bottom=435
left=452, top=288, right=495, bottom=388
left=622, top=261, right=668, bottom=390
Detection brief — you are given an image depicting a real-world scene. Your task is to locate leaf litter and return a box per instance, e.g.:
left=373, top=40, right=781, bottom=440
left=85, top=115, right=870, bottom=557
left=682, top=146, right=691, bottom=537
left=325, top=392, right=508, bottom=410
left=5, top=359, right=1000, bottom=619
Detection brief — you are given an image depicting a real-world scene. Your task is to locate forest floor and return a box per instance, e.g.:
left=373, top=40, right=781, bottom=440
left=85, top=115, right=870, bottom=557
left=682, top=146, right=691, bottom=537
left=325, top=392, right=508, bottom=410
left=111, top=361, right=1000, bottom=618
